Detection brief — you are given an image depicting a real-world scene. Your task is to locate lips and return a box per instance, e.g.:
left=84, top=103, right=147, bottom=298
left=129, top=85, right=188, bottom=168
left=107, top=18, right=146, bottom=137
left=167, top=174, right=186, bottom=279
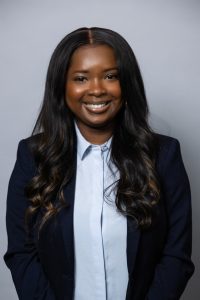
left=82, top=100, right=111, bottom=113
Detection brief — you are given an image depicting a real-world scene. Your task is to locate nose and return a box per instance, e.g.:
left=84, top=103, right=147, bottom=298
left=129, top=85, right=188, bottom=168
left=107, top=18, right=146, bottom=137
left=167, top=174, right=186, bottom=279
left=88, top=78, right=106, bottom=97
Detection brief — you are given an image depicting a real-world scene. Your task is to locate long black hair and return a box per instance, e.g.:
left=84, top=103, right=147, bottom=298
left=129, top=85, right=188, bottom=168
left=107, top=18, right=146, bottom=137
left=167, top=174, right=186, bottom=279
left=25, top=27, right=160, bottom=232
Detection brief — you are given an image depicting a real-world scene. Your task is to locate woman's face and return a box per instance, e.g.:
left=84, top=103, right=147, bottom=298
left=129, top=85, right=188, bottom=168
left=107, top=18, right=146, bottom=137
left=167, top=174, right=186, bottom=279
left=65, top=44, right=122, bottom=137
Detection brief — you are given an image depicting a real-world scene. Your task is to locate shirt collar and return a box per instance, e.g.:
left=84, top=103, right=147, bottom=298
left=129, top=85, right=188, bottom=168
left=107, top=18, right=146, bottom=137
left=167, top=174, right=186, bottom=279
left=74, top=122, right=112, bottom=160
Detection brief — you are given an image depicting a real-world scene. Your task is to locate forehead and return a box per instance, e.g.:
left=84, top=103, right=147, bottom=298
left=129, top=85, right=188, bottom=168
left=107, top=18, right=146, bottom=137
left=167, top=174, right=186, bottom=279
left=68, top=44, right=117, bottom=70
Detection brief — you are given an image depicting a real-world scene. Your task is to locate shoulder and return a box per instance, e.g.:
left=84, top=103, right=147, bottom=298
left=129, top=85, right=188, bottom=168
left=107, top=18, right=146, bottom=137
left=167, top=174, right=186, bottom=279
left=154, top=133, right=180, bottom=152
left=18, top=134, right=42, bottom=150
left=154, top=133, right=181, bottom=160
left=18, top=134, right=42, bottom=155
left=15, top=134, right=42, bottom=174
left=153, top=133, right=185, bottom=178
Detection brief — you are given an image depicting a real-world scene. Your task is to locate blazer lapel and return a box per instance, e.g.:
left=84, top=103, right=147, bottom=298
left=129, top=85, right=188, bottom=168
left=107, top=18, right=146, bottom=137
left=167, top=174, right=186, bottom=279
left=57, top=169, right=76, bottom=277
left=127, top=216, right=141, bottom=276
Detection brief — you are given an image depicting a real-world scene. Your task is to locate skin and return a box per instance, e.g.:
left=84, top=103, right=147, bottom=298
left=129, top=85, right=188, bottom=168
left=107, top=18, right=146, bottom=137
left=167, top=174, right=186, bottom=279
left=65, top=44, right=122, bottom=144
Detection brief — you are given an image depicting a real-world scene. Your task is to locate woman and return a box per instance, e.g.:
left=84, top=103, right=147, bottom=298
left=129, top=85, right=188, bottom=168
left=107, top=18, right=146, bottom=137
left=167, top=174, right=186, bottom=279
left=4, top=27, right=194, bottom=300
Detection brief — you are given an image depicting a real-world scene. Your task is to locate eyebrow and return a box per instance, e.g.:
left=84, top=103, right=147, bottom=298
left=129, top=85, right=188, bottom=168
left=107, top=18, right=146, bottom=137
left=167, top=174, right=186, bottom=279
left=71, top=67, right=119, bottom=74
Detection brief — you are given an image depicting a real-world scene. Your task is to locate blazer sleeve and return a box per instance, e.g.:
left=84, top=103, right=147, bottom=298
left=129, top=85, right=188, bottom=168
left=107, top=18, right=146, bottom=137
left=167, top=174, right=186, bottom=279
left=146, top=138, right=195, bottom=300
left=4, top=140, right=55, bottom=300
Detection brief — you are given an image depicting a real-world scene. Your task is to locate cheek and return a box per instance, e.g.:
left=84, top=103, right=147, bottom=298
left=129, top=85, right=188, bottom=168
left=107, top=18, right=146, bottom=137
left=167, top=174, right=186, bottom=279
left=110, top=83, right=121, bottom=98
left=65, top=83, right=85, bottom=101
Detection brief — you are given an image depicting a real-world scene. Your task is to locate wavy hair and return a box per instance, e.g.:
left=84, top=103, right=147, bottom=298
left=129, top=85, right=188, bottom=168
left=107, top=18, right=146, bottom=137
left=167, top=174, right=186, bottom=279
left=25, top=27, right=160, bottom=233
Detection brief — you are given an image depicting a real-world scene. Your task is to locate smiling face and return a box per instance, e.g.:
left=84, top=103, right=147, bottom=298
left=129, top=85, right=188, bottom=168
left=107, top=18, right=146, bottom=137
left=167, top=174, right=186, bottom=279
left=65, top=44, right=122, bottom=143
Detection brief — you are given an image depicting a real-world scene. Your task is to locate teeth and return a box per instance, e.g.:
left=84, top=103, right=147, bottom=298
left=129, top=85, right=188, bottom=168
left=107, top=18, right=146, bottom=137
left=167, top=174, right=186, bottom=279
left=84, top=102, right=108, bottom=108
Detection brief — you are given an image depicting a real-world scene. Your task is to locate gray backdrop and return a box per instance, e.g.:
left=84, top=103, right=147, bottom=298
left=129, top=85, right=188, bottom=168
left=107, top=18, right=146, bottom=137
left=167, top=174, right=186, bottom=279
left=0, top=0, right=199, bottom=299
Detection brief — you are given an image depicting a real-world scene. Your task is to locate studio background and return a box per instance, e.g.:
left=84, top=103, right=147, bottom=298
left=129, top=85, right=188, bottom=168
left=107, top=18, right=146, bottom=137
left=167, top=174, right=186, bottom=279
left=0, top=0, right=199, bottom=299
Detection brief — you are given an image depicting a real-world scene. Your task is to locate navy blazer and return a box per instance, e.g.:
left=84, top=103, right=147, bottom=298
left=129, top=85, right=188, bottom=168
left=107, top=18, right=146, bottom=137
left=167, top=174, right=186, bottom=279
left=4, top=134, right=194, bottom=300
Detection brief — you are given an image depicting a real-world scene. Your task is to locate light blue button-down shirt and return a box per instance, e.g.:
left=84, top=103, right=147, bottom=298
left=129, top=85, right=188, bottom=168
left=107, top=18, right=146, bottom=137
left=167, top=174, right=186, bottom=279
left=73, top=125, right=128, bottom=300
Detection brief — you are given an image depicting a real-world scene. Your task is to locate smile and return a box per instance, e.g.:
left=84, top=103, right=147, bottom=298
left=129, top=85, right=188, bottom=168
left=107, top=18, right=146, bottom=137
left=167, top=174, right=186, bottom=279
left=84, top=102, right=110, bottom=108
left=83, top=101, right=111, bottom=113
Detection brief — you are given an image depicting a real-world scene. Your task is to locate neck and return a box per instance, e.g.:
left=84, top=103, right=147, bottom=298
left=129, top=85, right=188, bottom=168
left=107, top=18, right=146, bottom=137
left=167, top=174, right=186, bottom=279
left=76, top=122, right=114, bottom=145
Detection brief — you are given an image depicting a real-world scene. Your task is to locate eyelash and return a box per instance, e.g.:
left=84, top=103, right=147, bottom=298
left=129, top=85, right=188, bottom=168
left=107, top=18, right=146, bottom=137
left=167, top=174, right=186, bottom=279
left=74, top=73, right=119, bottom=82
left=105, top=73, right=119, bottom=80
left=74, top=76, right=87, bottom=82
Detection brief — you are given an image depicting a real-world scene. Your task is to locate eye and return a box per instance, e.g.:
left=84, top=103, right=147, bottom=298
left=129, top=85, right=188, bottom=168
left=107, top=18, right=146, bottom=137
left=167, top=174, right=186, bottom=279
left=74, top=76, right=87, bottom=82
left=105, top=73, right=119, bottom=80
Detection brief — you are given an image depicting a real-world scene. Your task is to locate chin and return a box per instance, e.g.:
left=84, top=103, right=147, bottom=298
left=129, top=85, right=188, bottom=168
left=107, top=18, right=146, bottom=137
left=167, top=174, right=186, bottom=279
left=87, top=120, right=115, bottom=130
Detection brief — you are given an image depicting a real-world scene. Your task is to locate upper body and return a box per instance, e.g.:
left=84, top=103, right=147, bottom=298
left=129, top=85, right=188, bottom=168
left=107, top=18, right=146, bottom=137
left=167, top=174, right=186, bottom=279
left=4, top=27, right=195, bottom=300
left=4, top=132, right=194, bottom=300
